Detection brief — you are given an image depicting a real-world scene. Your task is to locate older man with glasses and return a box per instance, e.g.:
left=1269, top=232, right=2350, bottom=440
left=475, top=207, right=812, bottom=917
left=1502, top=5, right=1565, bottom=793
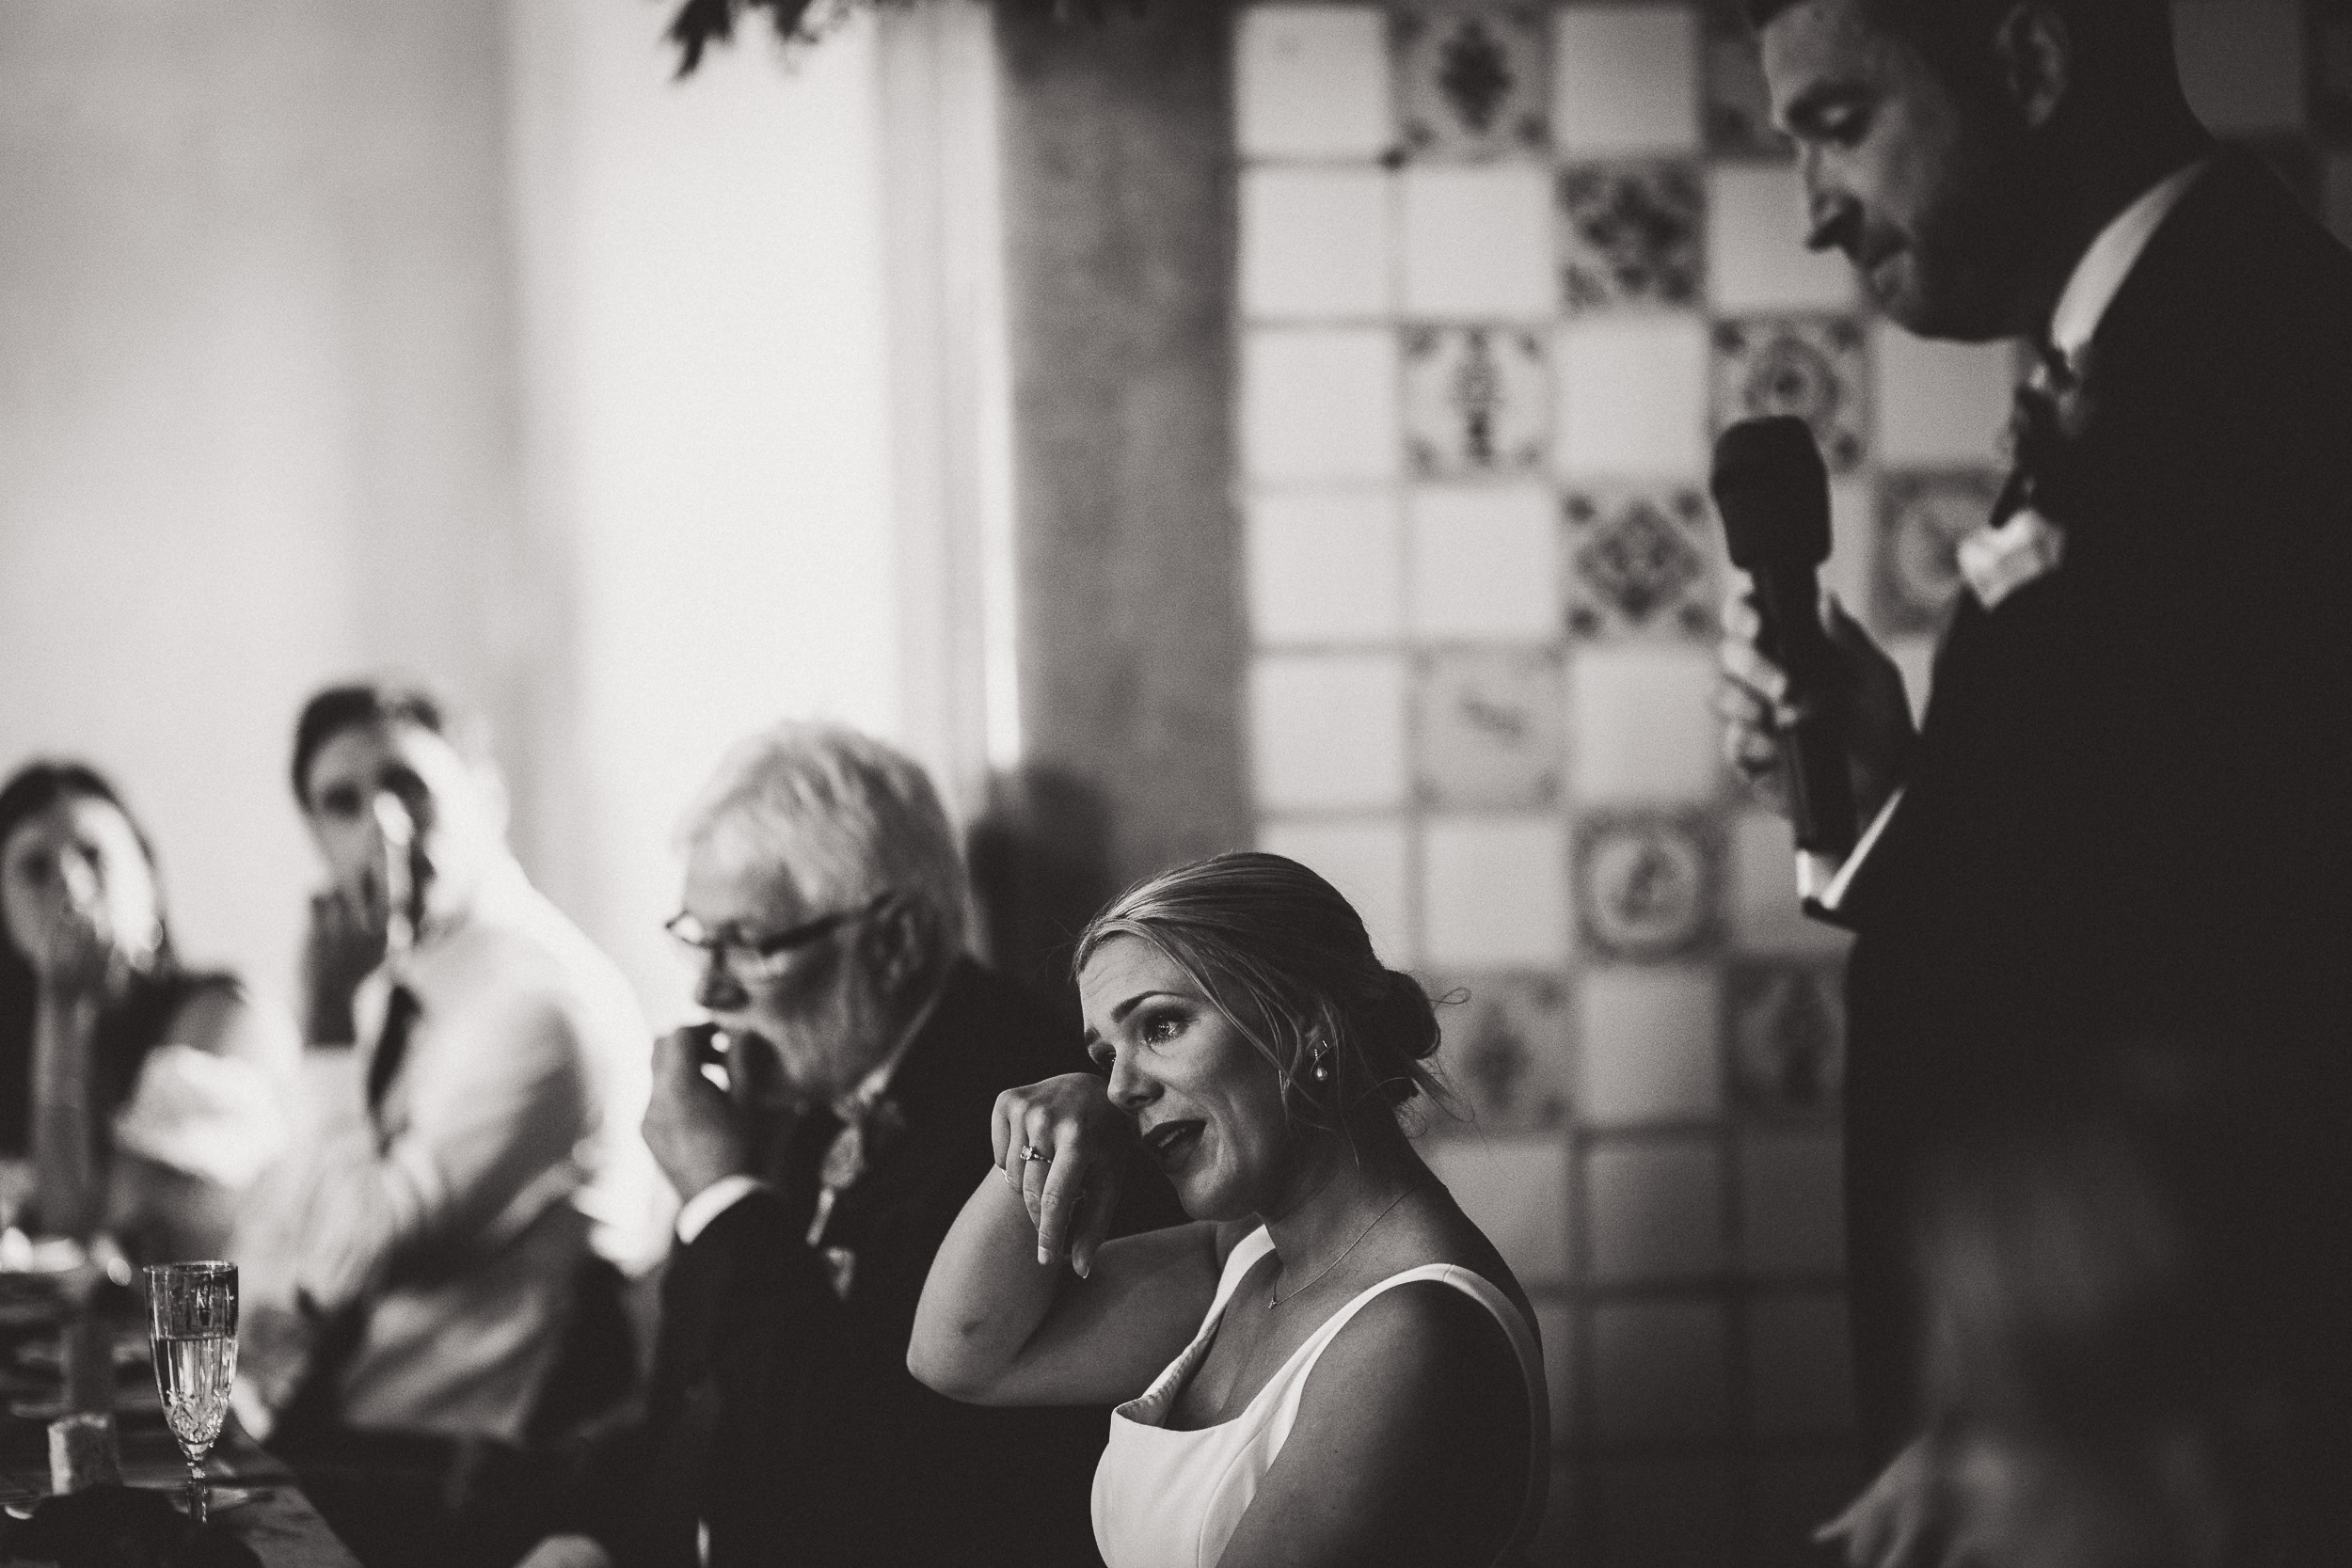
left=520, top=721, right=1175, bottom=1568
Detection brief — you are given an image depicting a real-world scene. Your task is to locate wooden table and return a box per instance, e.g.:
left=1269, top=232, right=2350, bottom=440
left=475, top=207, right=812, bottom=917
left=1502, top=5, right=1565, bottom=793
left=0, top=1289, right=359, bottom=1568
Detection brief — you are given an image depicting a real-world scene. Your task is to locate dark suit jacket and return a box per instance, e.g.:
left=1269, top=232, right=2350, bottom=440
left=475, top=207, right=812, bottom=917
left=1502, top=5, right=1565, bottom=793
left=575, top=958, right=1180, bottom=1568
left=1834, top=152, right=2352, bottom=1451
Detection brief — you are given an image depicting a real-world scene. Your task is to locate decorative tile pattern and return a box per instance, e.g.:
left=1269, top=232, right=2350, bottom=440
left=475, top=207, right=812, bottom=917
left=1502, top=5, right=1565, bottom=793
left=1725, top=961, right=1846, bottom=1115
left=1712, top=314, right=1869, bottom=474
left=1212, top=3, right=2352, bottom=1547
left=1873, top=469, right=2003, bottom=634
left=1576, top=810, right=1722, bottom=962
left=1395, top=6, right=1551, bottom=160
left=1418, top=647, right=1565, bottom=810
left=1558, top=161, right=1705, bottom=312
left=1404, top=325, right=1549, bottom=477
left=1563, top=486, right=1717, bottom=641
left=1427, top=968, right=1575, bottom=1130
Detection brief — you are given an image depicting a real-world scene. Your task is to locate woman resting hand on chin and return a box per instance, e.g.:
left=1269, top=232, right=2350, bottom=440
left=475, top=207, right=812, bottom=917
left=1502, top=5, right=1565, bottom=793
left=911, top=851, right=1548, bottom=1568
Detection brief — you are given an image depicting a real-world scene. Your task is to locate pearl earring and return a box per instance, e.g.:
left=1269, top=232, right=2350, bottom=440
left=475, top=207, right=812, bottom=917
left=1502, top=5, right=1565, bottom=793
left=1310, top=1045, right=1332, bottom=1083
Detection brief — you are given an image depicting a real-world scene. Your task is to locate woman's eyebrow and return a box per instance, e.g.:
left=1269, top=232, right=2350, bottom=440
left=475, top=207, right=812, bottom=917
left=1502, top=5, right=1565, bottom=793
left=1107, top=990, right=1177, bottom=1026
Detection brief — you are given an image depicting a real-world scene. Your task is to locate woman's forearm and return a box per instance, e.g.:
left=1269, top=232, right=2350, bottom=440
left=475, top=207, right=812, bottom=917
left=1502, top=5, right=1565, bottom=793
left=908, top=1171, right=1063, bottom=1401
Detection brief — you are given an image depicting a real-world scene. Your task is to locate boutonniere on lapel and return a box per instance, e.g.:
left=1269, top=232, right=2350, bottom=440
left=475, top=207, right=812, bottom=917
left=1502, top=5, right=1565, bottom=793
left=1961, top=343, right=2096, bottom=611
left=803, top=1096, right=907, bottom=1300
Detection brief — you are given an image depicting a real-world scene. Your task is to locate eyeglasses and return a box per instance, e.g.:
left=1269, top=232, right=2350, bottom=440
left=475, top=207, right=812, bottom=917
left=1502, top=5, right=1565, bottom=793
left=664, top=892, right=891, bottom=985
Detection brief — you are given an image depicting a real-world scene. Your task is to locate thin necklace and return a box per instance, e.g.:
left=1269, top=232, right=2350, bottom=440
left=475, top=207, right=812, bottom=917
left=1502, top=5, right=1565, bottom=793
left=1267, top=1183, right=1422, bottom=1310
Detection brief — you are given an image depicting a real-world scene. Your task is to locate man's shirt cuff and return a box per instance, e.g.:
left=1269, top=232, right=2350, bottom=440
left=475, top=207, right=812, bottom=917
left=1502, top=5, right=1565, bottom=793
left=1796, top=787, right=1906, bottom=917
left=675, top=1174, right=767, bottom=1244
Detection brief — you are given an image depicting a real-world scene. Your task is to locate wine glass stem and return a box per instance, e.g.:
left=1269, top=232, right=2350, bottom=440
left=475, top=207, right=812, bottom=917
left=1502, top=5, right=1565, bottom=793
left=187, top=1450, right=208, bottom=1524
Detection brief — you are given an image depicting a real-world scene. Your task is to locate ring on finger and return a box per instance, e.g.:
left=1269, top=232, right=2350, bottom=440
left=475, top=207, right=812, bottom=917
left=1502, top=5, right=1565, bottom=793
left=1020, top=1145, right=1051, bottom=1164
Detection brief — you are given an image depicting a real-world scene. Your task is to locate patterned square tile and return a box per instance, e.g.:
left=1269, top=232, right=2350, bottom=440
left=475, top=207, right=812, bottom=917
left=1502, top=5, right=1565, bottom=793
left=1555, top=315, right=1713, bottom=477
left=1404, top=325, right=1549, bottom=478
left=1873, top=324, right=2018, bottom=467
left=1712, top=314, right=1869, bottom=475
left=1401, top=166, right=1558, bottom=315
left=1423, top=1134, right=1572, bottom=1284
left=1259, top=817, right=1416, bottom=966
left=1248, top=653, right=1408, bottom=811
left=1235, top=7, right=1396, bottom=160
left=1737, top=1129, right=1845, bottom=1273
left=1246, top=491, right=1405, bottom=647
left=1746, top=1293, right=1855, bottom=1436
left=1407, top=484, right=1561, bottom=641
left=1708, top=163, right=1854, bottom=312
left=1702, top=8, right=1784, bottom=156
left=1424, top=968, right=1574, bottom=1129
left=1726, top=809, right=1852, bottom=958
left=1563, top=485, right=1718, bottom=641
left=1239, top=167, right=1394, bottom=320
left=1395, top=5, right=1551, bottom=160
left=2173, top=0, right=2306, bottom=135
left=1552, top=5, right=1703, bottom=157
left=1557, top=161, right=1705, bottom=313
left=1424, top=815, right=1571, bottom=968
left=1578, top=963, right=1722, bottom=1122
left=1586, top=1139, right=1725, bottom=1280
left=1591, top=1459, right=1737, bottom=1568
left=1244, top=328, right=1401, bottom=483
left=1566, top=644, right=1724, bottom=805
left=1574, top=809, right=1722, bottom=963
left=1418, top=646, right=1565, bottom=810
left=1726, top=963, right=1846, bottom=1117
left=1590, top=1301, right=1731, bottom=1441
left=1871, top=468, right=2003, bottom=635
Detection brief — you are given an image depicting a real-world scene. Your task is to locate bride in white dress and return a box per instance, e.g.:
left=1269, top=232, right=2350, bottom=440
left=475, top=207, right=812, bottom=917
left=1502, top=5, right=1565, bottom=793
left=911, top=851, right=1548, bottom=1568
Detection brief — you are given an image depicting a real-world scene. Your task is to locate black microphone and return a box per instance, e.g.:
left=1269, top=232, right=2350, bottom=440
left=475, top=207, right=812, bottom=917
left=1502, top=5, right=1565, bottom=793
left=1710, top=416, right=1857, bottom=860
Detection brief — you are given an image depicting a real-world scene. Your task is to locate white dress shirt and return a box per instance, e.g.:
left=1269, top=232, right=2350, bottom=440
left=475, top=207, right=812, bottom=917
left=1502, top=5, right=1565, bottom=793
left=1800, top=157, right=2213, bottom=916
left=280, top=855, right=669, bottom=1442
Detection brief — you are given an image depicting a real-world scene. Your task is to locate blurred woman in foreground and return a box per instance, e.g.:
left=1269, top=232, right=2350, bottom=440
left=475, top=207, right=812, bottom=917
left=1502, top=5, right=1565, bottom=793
left=912, top=851, right=1548, bottom=1568
left=0, top=762, right=294, bottom=1260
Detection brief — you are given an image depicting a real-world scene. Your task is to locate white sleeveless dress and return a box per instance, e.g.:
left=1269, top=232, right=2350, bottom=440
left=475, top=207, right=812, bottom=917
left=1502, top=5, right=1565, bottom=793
left=1090, top=1226, right=1549, bottom=1568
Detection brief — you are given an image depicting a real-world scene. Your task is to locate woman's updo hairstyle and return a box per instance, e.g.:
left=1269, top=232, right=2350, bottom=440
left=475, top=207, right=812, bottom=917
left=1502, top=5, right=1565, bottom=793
left=1073, top=850, right=1453, bottom=1132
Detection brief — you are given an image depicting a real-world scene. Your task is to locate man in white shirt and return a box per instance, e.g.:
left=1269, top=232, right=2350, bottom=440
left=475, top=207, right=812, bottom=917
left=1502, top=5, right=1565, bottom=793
left=256, top=680, right=669, bottom=1567
left=1720, top=0, right=2351, bottom=1560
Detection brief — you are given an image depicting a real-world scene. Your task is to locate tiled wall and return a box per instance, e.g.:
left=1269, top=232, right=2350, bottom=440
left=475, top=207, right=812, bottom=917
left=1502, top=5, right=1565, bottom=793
left=1231, top=5, right=2347, bottom=1563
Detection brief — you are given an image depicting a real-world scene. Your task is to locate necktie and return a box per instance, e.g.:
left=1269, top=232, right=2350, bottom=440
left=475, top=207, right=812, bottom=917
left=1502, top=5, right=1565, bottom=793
left=365, top=983, right=421, bottom=1139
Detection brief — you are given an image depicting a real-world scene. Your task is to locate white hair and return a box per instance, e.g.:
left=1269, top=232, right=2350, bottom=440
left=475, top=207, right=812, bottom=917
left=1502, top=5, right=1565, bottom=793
left=677, top=721, right=968, bottom=964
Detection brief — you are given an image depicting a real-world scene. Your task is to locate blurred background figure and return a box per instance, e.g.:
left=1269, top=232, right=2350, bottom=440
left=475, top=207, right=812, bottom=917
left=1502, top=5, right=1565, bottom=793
left=517, top=721, right=1172, bottom=1568
left=240, top=679, right=670, bottom=1568
left=0, top=761, right=296, bottom=1261
left=1819, top=1045, right=2341, bottom=1568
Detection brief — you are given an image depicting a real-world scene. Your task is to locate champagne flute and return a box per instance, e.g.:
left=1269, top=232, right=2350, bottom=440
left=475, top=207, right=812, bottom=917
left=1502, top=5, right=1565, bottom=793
left=145, top=1262, right=238, bottom=1522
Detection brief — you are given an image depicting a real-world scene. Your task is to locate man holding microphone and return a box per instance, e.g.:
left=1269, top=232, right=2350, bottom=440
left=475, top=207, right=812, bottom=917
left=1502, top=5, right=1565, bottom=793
left=1716, top=0, right=2351, bottom=1559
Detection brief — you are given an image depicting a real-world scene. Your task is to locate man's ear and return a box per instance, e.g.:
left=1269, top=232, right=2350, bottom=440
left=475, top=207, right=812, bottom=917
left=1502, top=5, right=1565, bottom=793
left=1992, top=0, right=2072, bottom=129
left=863, top=894, right=934, bottom=994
